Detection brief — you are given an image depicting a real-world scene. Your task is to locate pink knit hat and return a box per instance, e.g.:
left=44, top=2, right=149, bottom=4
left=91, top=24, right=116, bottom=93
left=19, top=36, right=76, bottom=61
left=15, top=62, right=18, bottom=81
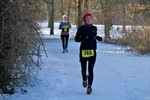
left=63, top=15, right=68, bottom=19
left=82, top=13, right=92, bottom=21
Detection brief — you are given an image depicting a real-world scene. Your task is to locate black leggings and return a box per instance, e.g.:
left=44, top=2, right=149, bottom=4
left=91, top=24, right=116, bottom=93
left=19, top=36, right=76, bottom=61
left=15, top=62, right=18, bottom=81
left=61, top=35, right=69, bottom=50
left=80, top=51, right=96, bottom=86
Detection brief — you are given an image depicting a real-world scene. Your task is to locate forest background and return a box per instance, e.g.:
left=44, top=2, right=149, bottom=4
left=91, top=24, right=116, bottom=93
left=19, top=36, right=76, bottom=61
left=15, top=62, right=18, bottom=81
left=0, top=0, right=149, bottom=94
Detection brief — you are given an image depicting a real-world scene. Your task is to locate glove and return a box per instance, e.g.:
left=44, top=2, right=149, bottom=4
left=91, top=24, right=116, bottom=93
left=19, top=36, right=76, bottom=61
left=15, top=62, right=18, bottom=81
left=95, top=36, right=102, bottom=41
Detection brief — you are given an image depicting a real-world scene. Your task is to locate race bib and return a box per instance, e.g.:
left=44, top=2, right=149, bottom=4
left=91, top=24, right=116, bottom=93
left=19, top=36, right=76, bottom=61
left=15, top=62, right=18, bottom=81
left=63, top=26, right=68, bottom=32
left=82, top=50, right=94, bottom=58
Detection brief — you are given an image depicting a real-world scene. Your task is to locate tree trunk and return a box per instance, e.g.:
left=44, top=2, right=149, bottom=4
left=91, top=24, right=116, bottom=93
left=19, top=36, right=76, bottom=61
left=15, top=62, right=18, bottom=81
left=122, top=3, right=126, bottom=33
left=47, top=0, right=54, bottom=35
left=74, top=0, right=78, bottom=26
left=84, top=0, right=88, bottom=13
left=47, top=2, right=51, bottom=28
left=60, top=0, right=64, bottom=16
left=104, top=18, right=111, bottom=41
left=77, top=0, right=82, bottom=28
left=67, top=0, right=71, bottom=21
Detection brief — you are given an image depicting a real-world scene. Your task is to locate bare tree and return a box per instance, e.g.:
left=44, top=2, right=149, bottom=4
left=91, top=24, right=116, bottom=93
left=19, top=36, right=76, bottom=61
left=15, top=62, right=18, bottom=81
left=98, top=0, right=113, bottom=41
left=77, top=0, right=82, bottom=28
left=67, top=0, right=71, bottom=21
left=47, top=0, right=54, bottom=35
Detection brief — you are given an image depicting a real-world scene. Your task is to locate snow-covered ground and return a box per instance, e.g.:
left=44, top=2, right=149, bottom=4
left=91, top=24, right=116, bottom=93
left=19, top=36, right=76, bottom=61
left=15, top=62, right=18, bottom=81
left=1, top=40, right=150, bottom=100
left=38, top=20, right=123, bottom=39
left=38, top=20, right=149, bottom=39
left=1, top=21, right=150, bottom=100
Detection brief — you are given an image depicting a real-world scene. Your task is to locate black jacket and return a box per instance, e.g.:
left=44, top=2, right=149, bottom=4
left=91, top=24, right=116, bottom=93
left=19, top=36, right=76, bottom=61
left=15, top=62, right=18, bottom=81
left=75, top=25, right=97, bottom=50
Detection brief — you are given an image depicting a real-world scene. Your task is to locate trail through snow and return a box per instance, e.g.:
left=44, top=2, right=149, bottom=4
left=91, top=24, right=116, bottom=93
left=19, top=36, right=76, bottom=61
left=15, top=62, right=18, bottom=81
left=1, top=39, right=150, bottom=100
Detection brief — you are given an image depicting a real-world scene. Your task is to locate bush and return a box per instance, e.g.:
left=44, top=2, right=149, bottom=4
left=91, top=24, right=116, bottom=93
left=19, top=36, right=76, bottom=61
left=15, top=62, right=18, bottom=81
left=0, top=0, right=44, bottom=94
left=117, top=27, right=150, bottom=54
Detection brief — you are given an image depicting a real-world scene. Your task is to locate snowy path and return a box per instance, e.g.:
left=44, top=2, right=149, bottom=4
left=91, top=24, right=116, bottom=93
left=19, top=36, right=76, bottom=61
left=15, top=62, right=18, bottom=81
left=2, top=40, right=150, bottom=100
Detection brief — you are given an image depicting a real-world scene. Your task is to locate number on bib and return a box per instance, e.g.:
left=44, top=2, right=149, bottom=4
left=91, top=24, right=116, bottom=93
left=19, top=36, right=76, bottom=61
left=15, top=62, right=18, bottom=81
left=82, top=50, right=94, bottom=58
left=63, top=26, right=68, bottom=32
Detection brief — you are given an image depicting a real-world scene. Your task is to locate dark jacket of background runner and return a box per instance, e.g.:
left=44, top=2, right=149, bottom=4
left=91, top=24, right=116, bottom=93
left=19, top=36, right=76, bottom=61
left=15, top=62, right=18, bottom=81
left=59, top=21, right=71, bottom=36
